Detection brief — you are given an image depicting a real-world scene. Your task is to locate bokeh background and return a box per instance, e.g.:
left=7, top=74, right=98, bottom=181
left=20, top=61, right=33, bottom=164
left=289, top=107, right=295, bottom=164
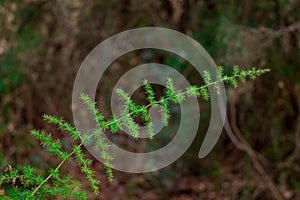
left=0, top=0, right=299, bottom=199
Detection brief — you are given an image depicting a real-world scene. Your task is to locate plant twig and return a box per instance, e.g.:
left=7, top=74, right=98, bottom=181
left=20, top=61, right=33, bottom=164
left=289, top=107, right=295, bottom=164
left=225, top=88, right=284, bottom=200
left=29, top=67, right=269, bottom=198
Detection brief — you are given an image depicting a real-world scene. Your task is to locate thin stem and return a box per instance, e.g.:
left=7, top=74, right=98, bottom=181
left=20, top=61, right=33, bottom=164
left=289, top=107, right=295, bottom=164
left=30, top=142, right=83, bottom=197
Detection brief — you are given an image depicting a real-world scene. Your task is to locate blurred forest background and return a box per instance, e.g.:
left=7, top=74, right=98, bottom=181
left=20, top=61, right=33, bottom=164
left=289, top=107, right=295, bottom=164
left=0, top=0, right=300, bottom=199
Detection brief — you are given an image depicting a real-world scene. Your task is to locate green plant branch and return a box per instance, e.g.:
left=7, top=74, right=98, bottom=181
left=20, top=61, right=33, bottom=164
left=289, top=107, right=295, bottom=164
left=25, top=66, right=270, bottom=199
left=30, top=143, right=80, bottom=197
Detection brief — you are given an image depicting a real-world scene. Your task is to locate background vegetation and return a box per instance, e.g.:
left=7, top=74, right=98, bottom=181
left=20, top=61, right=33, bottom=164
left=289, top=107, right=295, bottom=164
left=0, top=0, right=299, bottom=199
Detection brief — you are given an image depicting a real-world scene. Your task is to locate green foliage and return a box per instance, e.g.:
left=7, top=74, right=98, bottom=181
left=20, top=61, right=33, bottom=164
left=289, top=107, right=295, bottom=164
left=79, top=94, right=114, bottom=181
left=80, top=94, right=109, bottom=130
left=120, top=105, right=140, bottom=139
left=116, top=89, right=140, bottom=117
left=165, top=78, right=176, bottom=103
left=159, top=97, right=170, bottom=126
left=30, top=130, right=71, bottom=162
left=43, top=114, right=81, bottom=141
left=186, top=85, right=200, bottom=97
left=73, top=145, right=100, bottom=194
left=0, top=66, right=269, bottom=199
left=143, top=79, right=157, bottom=107
left=0, top=165, right=87, bottom=200
left=93, top=129, right=113, bottom=182
left=200, top=87, right=210, bottom=101
left=107, top=115, right=121, bottom=134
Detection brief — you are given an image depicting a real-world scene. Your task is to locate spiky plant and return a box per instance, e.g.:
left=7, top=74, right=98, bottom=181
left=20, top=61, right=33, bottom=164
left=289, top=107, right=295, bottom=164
left=0, top=66, right=269, bottom=199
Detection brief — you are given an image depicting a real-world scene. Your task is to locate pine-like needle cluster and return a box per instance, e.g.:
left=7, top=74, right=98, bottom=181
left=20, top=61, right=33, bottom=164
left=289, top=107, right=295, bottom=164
left=0, top=66, right=269, bottom=199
